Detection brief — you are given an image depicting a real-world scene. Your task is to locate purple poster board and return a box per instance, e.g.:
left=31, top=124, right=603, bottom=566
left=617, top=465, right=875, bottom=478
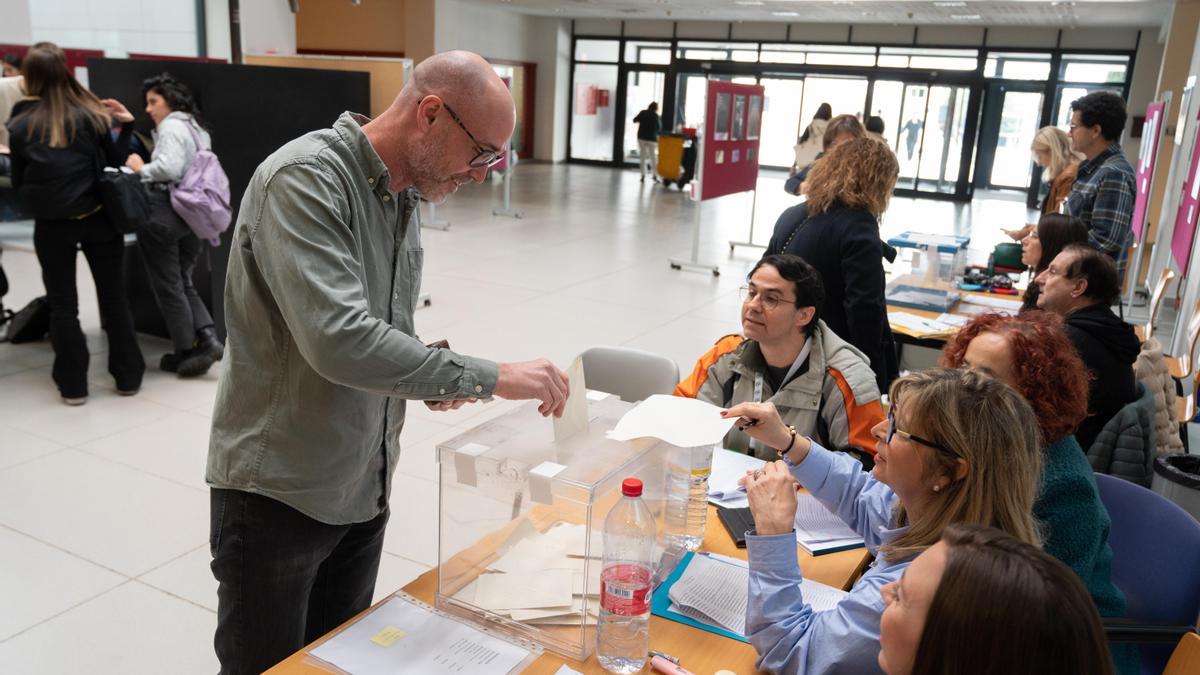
left=1171, top=113, right=1200, bottom=275
left=1132, top=101, right=1166, bottom=240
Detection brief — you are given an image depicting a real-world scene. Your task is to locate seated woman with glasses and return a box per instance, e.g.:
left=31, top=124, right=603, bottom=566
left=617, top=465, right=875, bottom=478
left=877, top=523, right=1114, bottom=675
left=674, top=254, right=884, bottom=463
left=939, top=311, right=1133, bottom=672
left=726, top=367, right=1043, bottom=674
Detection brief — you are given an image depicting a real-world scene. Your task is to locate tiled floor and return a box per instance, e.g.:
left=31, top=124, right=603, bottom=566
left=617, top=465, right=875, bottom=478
left=0, top=163, right=1181, bottom=674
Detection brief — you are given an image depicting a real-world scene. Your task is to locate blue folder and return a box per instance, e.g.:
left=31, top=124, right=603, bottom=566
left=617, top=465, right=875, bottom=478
left=651, top=551, right=750, bottom=644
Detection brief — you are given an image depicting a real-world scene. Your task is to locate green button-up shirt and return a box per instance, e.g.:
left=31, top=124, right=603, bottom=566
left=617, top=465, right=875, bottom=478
left=207, top=112, right=498, bottom=525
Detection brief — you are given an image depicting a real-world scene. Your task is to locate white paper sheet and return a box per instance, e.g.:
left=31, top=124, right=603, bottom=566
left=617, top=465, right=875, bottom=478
left=888, top=311, right=956, bottom=335
left=708, top=449, right=766, bottom=505
left=310, top=596, right=531, bottom=675
left=961, top=295, right=1024, bottom=311
left=935, top=313, right=970, bottom=327
left=667, top=554, right=850, bottom=638
left=553, top=358, right=589, bottom=442
left=606, top=395, right=736, bottom=447
left=474, top=569, right=574, bottom=611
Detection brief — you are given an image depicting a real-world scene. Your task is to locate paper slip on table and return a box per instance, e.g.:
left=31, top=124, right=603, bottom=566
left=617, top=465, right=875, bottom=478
left=267, top=502, right=871, bottom=675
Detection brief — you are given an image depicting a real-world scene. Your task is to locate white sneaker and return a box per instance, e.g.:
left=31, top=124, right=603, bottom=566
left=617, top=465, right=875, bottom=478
left=62, top=396, right=88, bottom=406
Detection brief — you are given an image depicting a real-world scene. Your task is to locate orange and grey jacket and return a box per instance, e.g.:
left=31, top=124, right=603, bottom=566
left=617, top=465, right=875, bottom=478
left=674, top=321, right=884, bottom=459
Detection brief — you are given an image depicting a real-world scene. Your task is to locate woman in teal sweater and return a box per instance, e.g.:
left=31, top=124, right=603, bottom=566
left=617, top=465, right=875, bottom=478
left=942, top=311, right=1135, bottom=673
left=940, top=312, right=1124, bottom=616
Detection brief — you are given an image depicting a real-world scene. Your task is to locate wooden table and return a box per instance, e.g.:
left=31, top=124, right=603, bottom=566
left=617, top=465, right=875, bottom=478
left=887, top=274, right=1024, bottom=348
left=268, top=504, right=871, bottom=675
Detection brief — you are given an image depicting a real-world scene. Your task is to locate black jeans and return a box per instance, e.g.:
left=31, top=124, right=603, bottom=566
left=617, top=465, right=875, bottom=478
left=33, top=212, right=145, bottom=398
left=209, top=488, right=389, bottom=675
left=139, top=191, right=213, bottom=352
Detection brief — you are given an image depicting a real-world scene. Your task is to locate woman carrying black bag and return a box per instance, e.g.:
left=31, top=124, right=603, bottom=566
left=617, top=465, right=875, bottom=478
left=5, top=44, right=145, bottom=405
left=126, top=73, right=222, bottom=377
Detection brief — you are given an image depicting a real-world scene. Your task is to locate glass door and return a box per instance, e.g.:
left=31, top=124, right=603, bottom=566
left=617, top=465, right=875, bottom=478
left=869, top=79, right=973, bottom=196
left=760, top=77, right=806, bottom=169
left=975, top=82, right=1044, bottom=192
left=570, top=63, right=619, bottom=162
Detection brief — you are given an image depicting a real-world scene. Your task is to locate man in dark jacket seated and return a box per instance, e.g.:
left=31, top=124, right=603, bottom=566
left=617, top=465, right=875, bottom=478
left=1034, top=243, right=1140, bottom=451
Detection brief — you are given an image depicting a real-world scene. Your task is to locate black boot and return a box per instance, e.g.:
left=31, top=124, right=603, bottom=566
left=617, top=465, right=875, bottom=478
left=176, top=346, right=217, bottom=378
left=160, top=351, right=182, bottom=373
left=195, top=325, right=224, bottom=361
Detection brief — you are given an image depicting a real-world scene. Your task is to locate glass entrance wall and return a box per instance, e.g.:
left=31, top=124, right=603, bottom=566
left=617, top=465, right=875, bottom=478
left=990, top=90, right=1044, bottom=188
left=760, top=78, right=805, bottom=168
left=570, top=63, right=619, bottom=161
left=566, top=31, right=1135, bottom=201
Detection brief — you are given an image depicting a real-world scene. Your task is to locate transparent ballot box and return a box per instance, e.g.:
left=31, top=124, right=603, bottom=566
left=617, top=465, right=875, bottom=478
left=435, top=396, right=673, bottom=661
left=887, top=231, right=970, bottom=284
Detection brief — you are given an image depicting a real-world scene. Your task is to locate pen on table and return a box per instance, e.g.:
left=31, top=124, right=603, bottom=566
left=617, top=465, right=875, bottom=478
left=649, top=650, right=694, bottom=675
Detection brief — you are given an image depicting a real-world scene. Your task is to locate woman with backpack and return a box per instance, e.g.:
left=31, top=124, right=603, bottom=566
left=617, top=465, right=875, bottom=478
left=126, top=72, right=223, bottom=377
left=6, top=44, right=145, bottom=405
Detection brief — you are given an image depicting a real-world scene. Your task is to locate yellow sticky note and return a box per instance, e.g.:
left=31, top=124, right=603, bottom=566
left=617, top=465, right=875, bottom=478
left=370, top=626, right=406, bottom=647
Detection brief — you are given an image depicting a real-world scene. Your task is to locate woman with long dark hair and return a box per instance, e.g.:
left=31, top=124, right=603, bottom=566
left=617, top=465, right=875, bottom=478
left=6, top=44, right=144, bottom=404
left=877, top=524, right=1115, bottom=675
left=1019, top=213, right=1089, bottom=312
left=126, top=72, right=222, bottom=377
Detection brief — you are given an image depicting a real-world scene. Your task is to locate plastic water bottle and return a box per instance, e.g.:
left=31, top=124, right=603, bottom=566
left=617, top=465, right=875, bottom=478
left=597, top=478, right=656, bottom=674
left=665, top=444, right=713, bottom=551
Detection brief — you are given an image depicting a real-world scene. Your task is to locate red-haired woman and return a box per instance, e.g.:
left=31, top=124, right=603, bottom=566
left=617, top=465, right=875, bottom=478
left=939, top=311, right=1126, bottom=620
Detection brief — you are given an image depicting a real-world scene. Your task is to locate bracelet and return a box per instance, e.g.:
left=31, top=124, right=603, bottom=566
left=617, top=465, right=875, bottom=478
left=778, top=426, right=798, bottom=458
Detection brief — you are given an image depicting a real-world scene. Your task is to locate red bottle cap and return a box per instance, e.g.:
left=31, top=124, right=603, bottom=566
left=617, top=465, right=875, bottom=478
left=621, top=478, right=643, bottom=497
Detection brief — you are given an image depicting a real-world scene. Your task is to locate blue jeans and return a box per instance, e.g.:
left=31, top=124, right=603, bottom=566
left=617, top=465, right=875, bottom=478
left=209, top=488, right=389, bottom=674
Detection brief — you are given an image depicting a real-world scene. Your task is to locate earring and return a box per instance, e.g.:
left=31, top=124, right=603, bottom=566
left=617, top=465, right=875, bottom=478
left=933, top=484, right=942, bottom=493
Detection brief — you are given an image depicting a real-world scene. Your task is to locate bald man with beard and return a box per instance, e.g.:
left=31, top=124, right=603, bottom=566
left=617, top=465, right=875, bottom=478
left=206, top=51, right=569, bottom=674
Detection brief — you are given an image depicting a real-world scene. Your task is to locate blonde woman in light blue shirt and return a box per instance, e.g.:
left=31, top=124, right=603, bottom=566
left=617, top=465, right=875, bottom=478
left=725, top=367, right=1043, bottom=674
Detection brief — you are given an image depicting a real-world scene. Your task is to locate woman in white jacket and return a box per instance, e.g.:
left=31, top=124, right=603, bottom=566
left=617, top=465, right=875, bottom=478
left=126, top=72, right=223, bottom=377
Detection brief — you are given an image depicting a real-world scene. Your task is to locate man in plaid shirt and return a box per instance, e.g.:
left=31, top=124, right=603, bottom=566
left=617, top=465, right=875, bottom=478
left=1063, top=91, right=1136, bottom=277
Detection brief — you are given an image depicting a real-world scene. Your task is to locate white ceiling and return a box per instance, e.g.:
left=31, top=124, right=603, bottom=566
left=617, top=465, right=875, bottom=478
left=482, top=0, right=1172, bottom=28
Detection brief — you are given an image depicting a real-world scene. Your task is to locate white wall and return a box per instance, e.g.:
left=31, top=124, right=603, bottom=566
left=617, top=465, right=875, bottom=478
left=436, top=0, right=569, bottom=162
left=0, top=0, right=33, bottom=44
left=1124, top=33, right=1167, bottom=161
left=6, top=0, right=198, bottom=57
left=204, top=0, right=231, bottom=61
left=240, top=0, right=296, bottom=56
left=434, top=0, right=540, bottom=62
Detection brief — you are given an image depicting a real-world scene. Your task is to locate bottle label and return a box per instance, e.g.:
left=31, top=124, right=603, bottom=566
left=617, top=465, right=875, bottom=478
left=600, top=563, right=651, bottom=616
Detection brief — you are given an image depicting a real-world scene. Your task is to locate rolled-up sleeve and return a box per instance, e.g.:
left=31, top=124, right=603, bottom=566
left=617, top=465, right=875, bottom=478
left=249, top=160, right=497, bottom=399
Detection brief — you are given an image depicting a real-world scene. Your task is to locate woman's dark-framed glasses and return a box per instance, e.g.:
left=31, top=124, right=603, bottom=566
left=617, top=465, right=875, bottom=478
left=886, top=408, right=953, bottom=454
left=442, top=102, right=504, bottom=168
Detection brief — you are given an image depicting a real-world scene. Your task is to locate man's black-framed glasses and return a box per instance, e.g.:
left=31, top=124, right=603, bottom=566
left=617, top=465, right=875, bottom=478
left=442, top=102, right=505, bottom=168
left=886, top=408, right=953, bottom=455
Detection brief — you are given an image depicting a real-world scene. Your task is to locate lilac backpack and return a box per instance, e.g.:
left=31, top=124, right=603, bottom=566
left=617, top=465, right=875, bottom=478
left=171, top=122, right=232, bottom=247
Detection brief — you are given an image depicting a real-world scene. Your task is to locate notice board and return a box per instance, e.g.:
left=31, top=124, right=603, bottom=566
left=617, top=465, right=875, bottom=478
left=696, top=80, right=765, bottom=201
left=1131, top=101, right=1166, bottom=240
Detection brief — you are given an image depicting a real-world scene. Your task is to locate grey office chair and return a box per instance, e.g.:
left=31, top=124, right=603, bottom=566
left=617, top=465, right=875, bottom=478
left=578, top=346, right=680, bottom=403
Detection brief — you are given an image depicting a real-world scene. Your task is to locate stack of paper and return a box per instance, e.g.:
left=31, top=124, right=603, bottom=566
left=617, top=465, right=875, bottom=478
left=888, top=311, right=958, bottom=337
left=462, top=521, right=603, bottom=626
left=708, top=449, right=767, bottom=508
left=310, top=595, right=534, bottom=675
left=794, top=493, right=865, bottom=555
left=961, top=295, right=1023, bottom=314
left=665, top=553, right=848, bottom=638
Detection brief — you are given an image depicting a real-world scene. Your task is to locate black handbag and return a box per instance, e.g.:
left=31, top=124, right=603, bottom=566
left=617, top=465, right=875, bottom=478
left=94, top=134, right=150, bottom=234
left=7, top=295, right=49, bottom=344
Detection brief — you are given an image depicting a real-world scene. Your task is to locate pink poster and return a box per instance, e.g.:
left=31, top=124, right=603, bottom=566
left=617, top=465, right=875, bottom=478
left=1131, top=101, right=1166, bottom=240
left=1170, top=112, right=1200, bottom=275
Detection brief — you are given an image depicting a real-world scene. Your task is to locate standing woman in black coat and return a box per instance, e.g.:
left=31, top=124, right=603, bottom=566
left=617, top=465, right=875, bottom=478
left=6, top=44, right=145, bottom=405
left=765, top=137, right=900, bottom=392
